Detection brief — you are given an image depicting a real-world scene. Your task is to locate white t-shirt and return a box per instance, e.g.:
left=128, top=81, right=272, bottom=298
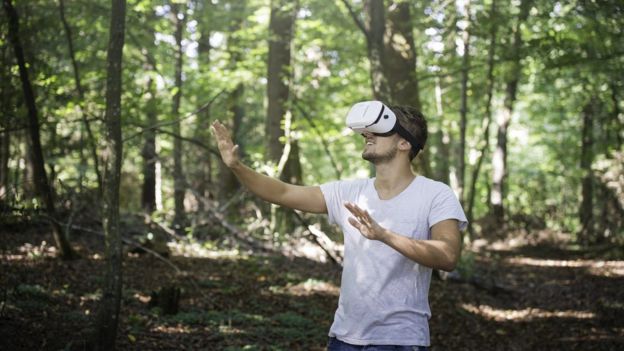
left=320, top=176, right=467, bottom=346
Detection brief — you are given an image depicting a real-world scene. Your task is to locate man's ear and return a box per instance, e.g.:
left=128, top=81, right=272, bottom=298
left=397, top=138, right=412, bottom=152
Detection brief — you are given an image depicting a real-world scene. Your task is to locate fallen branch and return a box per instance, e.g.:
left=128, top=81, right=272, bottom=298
left=185, top=186, right=275, bottom=253
left=292, top=211, right=343, bottom=267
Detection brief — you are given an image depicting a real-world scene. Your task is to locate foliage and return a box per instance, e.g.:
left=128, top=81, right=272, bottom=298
left=1, top=0, right=623, bottom=246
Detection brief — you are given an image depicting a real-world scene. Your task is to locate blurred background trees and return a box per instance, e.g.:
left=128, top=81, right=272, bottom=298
left=1, top=0, right=622, bottom=249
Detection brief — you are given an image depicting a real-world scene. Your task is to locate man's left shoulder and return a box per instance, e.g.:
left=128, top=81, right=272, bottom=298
left=417, top=176, right=455, bottom=195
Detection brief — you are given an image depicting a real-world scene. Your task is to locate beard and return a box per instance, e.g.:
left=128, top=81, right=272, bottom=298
left=362, top=144, right=398, bottom=164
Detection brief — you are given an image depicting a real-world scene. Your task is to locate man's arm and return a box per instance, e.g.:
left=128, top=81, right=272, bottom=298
left=344, top=202, right=461, bottom=271
left=211, top=121, right=327, bottom=214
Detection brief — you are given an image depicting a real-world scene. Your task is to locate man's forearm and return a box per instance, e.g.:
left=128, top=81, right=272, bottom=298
left=379, top=230, right=459, bottom=271
left=229, top=161, right=289, bottom=205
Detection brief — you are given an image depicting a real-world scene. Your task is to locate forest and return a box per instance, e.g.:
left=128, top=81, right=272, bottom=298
left=1, top=0, right=623, bottom=350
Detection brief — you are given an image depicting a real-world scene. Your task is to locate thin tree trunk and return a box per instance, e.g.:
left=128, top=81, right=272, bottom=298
left=458, top=0, right=471, bottom=205
left=141, top=78, right=157, bottom=213
left=172, top=3, right=186, bottom=232
left=1, top=45, right=10, bottom=201
left=490, top=0, right=532, bottom=223
left=609, top=83, right=622, bottom=149
left=218, top=83, right=243, bottom=202
left=0, top=125, right=8, bottom=201
left=195, top=2, right=213, bottom=210
left=434, top=78, right=450, bottom=184
left=579, top=97, right=595, bottom=244
left=92, top=0, right=125, bottom=349
left=23, top=132, right=35, bottom=198
left=3, top=0, right=76, bottom=259
left=466, top=0, right=497, bottom=238
left=218, top=1, right=245, bottom=202
left=59, top=0, right=102, bottom=194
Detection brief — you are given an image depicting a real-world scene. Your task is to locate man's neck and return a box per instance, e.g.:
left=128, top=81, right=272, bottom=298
left=373, top=159, right=416, bottom=199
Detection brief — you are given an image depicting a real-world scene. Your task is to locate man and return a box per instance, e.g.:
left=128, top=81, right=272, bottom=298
left=211, top=102, right=467, bottom=350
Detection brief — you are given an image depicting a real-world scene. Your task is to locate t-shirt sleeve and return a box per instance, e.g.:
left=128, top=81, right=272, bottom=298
left=320, top=180, right=343, bottom=225
left=428, top=185, right=468, bottom=231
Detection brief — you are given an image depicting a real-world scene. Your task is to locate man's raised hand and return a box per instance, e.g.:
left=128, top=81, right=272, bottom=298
left=211, top=121, right=240, bottom=168
left=344, top=202, right=387, bottom=241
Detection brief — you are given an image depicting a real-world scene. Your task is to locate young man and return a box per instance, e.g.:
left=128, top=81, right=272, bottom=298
left=211, top=102, right=467, bottom=350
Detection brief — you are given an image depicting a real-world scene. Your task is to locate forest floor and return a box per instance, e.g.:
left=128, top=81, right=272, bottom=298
left=1, top=220, right=623, bottom=351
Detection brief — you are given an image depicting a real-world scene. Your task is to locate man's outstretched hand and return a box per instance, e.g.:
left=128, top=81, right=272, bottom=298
left=344, top=202, right=387, bottom=241
left=211, top=121, right=240, bottom=168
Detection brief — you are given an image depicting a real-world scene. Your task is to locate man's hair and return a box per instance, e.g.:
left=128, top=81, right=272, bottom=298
left=389, top=105, right=428, bottom=161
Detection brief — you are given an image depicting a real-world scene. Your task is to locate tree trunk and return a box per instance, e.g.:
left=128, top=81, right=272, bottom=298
left=383, top=1, right=420, bottom=109
left=266, top=0, right=297, bottom=165
left=91, top=0, right=126, bottom=349
left=579, top=98, right=596, bottom=244
left=609, top=83, right=622, bottom=149
left=3, top=0, right=76, bottom=259
left=218, top=83, right=243, bottom=202
left=196, top=0, right=213, bottom=210
left=353, top=0, right=430, bottom=176
left=457, top=0, right=471, bottom=205
left=172, top=3, right=187, bottom=232
left=363, top=0, right=390, bottom=101
left=434, top=78, right=451, bottom=184
left=141, top=78, right=157, bottom=213
left=490, top=0, right=532, bottom=224
left=0, top=123, right=8, bottom=202
left=59, top=0, right=102, bottom=195
left=266, top=0, right=299, bottom=236
left=218, top=1, right=246, bottom=203
left=466, top=0, right=497, bottom=238
left=1, top=45, right=10, bottom=202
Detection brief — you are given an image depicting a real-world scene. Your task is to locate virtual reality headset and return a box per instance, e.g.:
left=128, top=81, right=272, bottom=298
left=346, top=101, right=422, bottom=152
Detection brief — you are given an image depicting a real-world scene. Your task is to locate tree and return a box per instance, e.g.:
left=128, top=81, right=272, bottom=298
left=466, top=0, right=498, bottom=238
left=59, top=0, right=102, bottom=195
left=172, top=2, right=187, bottom=233
left=91, top=0, right=126, bottom=348
left=266, top=0, right=299, bottom=175
left=490, top=0, right=532, bottom=224
left=3, top=0, right=76, bottom=260
left=457, top=0, right=471, bottom=205
left=342, top=0, right=430, bottom=175
left=217, top=0, right=247, bottom=203
left=578, top=97, right=596, bottom=243
left=266, top=0, right=300, bottom=235
left=0, top=44, right=12, bottom=203
left=141, top=78, right=157, bottom=213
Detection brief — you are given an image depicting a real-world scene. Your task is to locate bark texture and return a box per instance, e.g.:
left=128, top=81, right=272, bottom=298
left=92, top=0, right=126, bottom=348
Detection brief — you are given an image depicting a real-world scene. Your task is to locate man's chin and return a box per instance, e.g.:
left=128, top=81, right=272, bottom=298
left=362, top=152, right=379, bottom=164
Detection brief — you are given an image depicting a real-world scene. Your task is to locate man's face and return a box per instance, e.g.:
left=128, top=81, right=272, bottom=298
left=361, top=132, right=399, bottom=164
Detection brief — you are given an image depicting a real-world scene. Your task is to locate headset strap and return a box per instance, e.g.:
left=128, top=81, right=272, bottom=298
left=373, top=121, right=422, bottom=153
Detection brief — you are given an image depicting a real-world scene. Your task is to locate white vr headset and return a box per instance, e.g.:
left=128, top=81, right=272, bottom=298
left=346, top=101, right=422, bottom=152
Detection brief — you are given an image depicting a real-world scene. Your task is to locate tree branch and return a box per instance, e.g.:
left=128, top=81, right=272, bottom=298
left=338, top=0, right=369, bottom=39
left=122, top=89, right=226, bottom=143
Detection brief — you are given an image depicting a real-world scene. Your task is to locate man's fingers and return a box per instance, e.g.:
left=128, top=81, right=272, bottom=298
left=348, top=217, right=361, bottom=230
left=211, top=120, right=231, bottom=139
left=345, top=202, right=366, bottom=221
left=344, top=202, right=376, bottom=228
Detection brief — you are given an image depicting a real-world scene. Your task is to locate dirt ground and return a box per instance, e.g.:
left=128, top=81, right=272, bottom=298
left=1, top=221, right=623, bottom=350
